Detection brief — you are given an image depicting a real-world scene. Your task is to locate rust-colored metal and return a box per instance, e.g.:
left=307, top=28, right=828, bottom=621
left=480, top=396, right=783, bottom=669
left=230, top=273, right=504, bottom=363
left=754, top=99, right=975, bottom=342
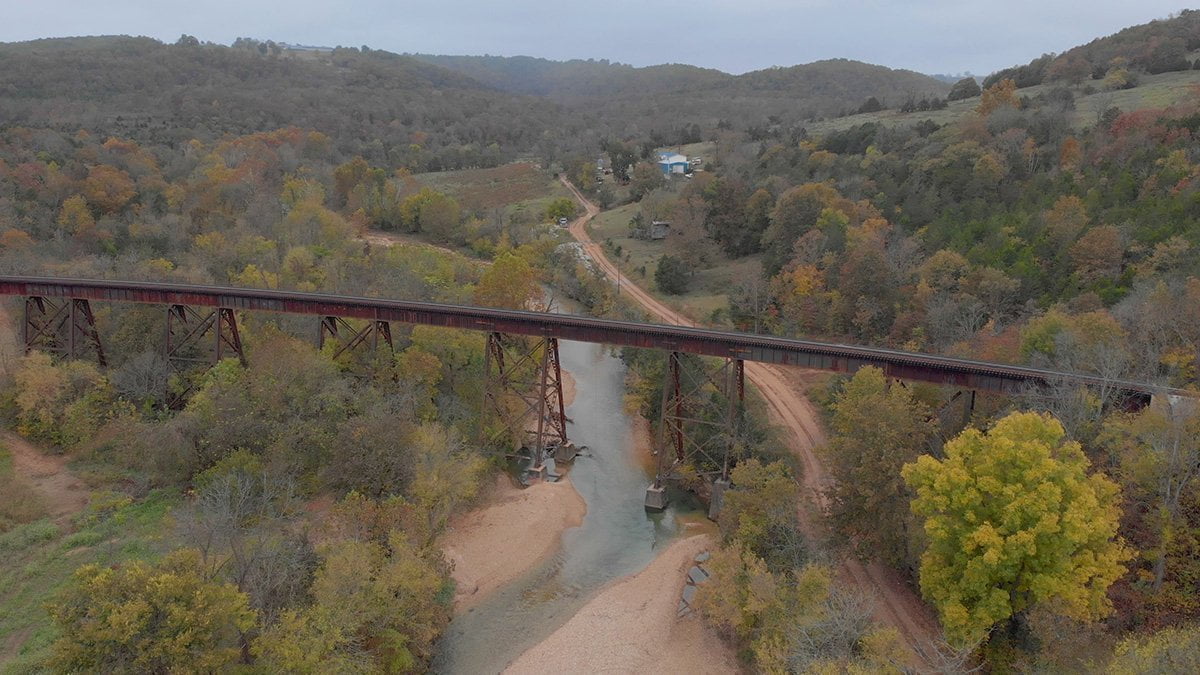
left=655, top=354, right=744, bottom=489
left=164, top=304, right=245, bottom=406
left=23, top=296, right=106, bottom=365
left=481, top=332, right=569, bottom=464
left=0, top=276, right=1169, bottom=406
left=318, top=315, right=393, bottom=360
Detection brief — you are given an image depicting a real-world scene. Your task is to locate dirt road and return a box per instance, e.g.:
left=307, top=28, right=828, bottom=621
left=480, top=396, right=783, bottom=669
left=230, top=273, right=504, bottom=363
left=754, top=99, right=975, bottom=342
left=2, top=430, right=89, bottom=526
left=561, top=177, right=940, bottom=664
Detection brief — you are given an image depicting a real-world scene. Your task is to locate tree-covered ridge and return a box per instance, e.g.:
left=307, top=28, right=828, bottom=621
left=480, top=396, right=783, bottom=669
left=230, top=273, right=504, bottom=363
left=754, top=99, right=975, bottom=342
left=984, top=9, right=1200, bottom=89
left=0, top=37, right=565, bottom=173
left=410, top=53, right=948, bottom=118
left=408, top=54, right=731, bottom=97
left=0, top=34, right=951, bottom=179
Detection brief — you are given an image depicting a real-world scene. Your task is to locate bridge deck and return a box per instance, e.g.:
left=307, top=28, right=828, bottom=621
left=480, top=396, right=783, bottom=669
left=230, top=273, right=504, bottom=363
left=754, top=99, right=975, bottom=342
left=0, top=276, right=1168, bottom=400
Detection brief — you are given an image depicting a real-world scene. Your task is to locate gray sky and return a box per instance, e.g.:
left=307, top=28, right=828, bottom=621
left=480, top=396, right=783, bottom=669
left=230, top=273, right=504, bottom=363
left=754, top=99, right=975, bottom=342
left=2, top=1, right=1192, bottom=75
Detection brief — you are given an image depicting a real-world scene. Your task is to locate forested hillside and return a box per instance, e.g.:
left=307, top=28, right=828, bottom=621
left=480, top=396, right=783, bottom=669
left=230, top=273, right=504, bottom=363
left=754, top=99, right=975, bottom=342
left=0, top=36, right=949, bottom=178
left=411, top=53, right=948, bottom=120
left=0, top=36, right=571, bottom=172
left=985, top=8, right=1200, bottom=88
left=0, top=116, right=621, bottom=670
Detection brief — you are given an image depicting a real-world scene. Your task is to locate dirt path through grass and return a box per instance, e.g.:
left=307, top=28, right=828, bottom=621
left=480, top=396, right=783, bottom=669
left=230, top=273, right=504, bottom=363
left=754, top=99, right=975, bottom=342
left=2, top=431, right=88, bottom=526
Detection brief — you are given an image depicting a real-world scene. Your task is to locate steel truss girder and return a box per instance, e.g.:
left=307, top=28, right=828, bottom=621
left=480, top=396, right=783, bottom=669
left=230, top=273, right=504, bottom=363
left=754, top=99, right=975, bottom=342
left=481, top=331, right=569, bottom=467
left=654, top=352, right=744, bottom=488
left=22, top=296, right=106, bottom=366
left=318, top=315, right=394, bottom=360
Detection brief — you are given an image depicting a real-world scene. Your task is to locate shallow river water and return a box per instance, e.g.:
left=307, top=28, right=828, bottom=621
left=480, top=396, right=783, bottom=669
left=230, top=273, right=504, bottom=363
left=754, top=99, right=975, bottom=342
left=430, top=337, right=701, bottom=673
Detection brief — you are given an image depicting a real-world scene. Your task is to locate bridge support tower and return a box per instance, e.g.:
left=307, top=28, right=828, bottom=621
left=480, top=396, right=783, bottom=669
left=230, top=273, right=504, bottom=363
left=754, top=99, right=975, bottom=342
left=165, top=305, right=245, bottom=406
left=23, top=296, right=106, bottom=366
left=645, top=352, right=744, bottom=515
left=481, top=332, right=570, bottom=478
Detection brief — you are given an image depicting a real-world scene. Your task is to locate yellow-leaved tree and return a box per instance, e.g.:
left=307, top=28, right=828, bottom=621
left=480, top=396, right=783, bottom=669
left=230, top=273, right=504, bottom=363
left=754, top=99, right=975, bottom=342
left=48, top=549, right=256, bottom=672
left=473, top=250, right=538, bottom=309
left=902, top=411, right=1132, bottom=646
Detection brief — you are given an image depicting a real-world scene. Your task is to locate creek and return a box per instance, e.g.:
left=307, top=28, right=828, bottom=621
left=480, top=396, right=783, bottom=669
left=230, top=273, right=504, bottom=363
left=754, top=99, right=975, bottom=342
left=430, top=336, right=703, bottom=673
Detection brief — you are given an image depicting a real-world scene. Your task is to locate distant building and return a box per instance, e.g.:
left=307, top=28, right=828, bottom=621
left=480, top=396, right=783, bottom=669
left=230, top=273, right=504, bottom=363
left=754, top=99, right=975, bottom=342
left=657, top=152, right=689, bottom=175
left=650, top=221, right=671, bottom=240
left=279, top=42, right=334, bottom=53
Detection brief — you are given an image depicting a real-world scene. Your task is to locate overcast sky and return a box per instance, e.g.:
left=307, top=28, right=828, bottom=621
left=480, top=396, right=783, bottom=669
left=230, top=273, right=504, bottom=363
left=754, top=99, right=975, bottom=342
left=3, top=1, right=1192, bottom=75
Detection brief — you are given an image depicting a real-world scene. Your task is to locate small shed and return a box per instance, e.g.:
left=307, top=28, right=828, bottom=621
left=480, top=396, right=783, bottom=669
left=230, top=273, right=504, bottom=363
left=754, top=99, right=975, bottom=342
left=657, top=152, right=690, bottom=175
left=650, top=221, right=671, bottom=240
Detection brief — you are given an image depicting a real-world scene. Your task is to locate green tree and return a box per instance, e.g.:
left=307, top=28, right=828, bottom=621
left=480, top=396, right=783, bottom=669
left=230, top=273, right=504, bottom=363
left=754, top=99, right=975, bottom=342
left=545, top=197, right=576, bottom=222
left=474, top=250, right=538, bottom=309
left=654, top=254, right=690, bottom=295
left=823, top=366, right=935, bottom=567
left=901, top=412, right=1132, bottom=646
left=947, top=76, right=982, bottom=101
left=605, top=141, right=638, bottom=182
left=629, top=161, right=663, bottom=201
left=761, top=182, right=840, bottom=275
left=48, top=549, right=256, bottom=673
left=417, top=190, right=462, bottom=242
left=719, top=459, right=804, bottom=571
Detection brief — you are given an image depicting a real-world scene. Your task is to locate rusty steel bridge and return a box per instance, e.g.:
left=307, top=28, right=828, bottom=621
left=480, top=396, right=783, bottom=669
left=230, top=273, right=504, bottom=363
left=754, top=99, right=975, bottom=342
left=1, top=276, right=1170, bottom=511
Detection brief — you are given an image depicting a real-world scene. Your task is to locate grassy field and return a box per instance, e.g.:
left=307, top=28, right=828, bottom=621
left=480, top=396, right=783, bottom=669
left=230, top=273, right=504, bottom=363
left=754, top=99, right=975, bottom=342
left=0, top=483, right=176, bottom=673
left=0, top=445, right=47, bottom=532
left=656, top=141, right=716, bottom=163
left=587, top=201, right=761, bottom=324
left=412, top=162, right=572, bottom=221
left=805, top=69, right=1200, bottom=136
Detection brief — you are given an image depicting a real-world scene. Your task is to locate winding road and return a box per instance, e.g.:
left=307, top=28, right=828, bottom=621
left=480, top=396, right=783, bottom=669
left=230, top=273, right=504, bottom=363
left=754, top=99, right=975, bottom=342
left=561, top=176, right=942, bottom=667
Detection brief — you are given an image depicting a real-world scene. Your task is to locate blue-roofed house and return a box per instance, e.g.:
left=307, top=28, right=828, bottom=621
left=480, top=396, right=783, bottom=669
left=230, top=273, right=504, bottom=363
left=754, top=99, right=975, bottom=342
left=657, top=152, right=690, bottom=175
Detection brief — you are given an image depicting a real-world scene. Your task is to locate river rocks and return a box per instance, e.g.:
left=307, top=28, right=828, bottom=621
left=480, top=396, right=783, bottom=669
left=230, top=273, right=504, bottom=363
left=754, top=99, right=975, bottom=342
left=677, top=551, right=712, bottom=617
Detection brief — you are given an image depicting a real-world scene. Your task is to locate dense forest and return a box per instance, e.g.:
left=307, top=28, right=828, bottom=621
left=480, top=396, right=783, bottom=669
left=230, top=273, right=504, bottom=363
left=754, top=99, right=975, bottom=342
left=3, top=8, right=1200, bottom=673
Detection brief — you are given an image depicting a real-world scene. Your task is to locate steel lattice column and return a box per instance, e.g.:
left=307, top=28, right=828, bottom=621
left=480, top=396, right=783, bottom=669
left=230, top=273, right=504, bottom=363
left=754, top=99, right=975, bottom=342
left=23, top=296, right=106, bottom=366
left=480, top=332, right=569, bottom=472
left=164, top=304, right=245, bottom=406
left=647, top=353, right=744, bottom=511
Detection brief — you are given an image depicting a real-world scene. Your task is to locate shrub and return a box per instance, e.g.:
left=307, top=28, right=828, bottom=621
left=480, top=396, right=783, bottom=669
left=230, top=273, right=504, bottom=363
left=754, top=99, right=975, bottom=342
left=654, top=255, right=690, bottom=295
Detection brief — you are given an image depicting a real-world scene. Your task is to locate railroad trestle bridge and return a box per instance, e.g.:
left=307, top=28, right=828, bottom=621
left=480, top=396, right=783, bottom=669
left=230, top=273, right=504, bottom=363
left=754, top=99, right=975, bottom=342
left=1, top=276, right=1169, bottom=511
